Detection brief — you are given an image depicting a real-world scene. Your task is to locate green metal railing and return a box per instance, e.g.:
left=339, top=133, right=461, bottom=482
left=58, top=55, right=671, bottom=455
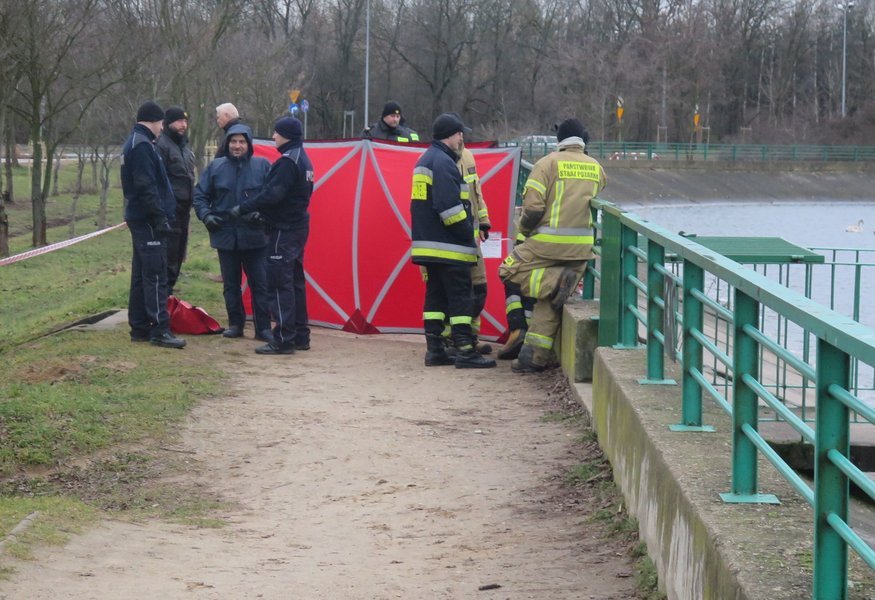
left=502, top=141, right=875, bottom=164
left=590, top=199, right=875, bottom=599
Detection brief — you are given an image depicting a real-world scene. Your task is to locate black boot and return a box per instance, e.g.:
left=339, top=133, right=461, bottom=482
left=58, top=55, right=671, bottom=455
left=425, top=334, right=455, bottom=367
left=512, top=345, right=547, bottom=373
left=452, top=333, right=496, bottom=369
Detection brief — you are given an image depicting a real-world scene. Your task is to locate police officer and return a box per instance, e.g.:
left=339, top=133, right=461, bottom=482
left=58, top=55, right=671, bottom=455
left=498, top=118, right=606, bottom=372
left=363, top=101, right=420, bottom=143
left=232, top=117, right=313, bottom=355
left=155, top=106, right=196, bottom=293
left=122, top=100, right=186, bottom=349
left=410, top=112, right=495, bottom=369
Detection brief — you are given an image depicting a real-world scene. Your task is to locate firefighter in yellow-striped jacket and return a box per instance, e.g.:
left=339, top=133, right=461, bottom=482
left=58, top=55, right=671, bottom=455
left=458, top=145, right=493, bottom=354
left=498, top=118, right=606, bottom=372
left=410, top=113, right=495, bottom=369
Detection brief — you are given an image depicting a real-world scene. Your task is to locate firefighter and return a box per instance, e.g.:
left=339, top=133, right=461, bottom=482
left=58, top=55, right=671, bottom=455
left=458, top=142, right=493, bottom=354
left=363, top=101, right=420, bottom=143
left=498, top=118, right=606, bottom=372
left=410, top=113, right=495, bottom=369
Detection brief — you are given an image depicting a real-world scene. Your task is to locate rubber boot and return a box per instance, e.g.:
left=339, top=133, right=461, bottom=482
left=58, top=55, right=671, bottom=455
left=512, top=344, right=547, bottom=373
left=424, top=334, right=455, bottom=367
left=497, top=328, right=526, bottom=360
left=551, top=267, right=581, bottom=311
left=453, top=333, right=496, bottom=369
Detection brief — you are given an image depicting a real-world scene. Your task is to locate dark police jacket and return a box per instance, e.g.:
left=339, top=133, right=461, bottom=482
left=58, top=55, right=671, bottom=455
left=193, top=124, right=270, bottom=251
left=121, top=124, right=175, bottom=225
left=409, top=141, right=477, bottom=266
left=239, top=140, right=314, bottom=232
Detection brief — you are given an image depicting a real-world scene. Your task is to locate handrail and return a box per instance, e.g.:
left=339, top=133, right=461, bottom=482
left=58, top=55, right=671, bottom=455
left=502, top=141, right=875, bottom=163
left=590, top=197, right=875, bottom=599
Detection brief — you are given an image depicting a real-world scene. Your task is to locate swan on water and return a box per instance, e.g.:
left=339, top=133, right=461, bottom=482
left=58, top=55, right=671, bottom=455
left=846, top=219, right=864, bottom=233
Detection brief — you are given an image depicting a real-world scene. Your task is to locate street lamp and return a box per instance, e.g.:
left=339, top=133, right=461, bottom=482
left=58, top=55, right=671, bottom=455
left=364, top=0, right=371, bottom=128
left=841, top=1, right=854, bottom=118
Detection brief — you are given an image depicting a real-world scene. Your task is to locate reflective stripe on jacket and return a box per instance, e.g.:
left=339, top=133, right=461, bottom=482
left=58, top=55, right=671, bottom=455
left=410, top=141, right=477, bottom=265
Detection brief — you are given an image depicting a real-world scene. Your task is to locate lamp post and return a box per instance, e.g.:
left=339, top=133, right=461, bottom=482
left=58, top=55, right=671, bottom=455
left=841, top=1, right=854, bottom=118
left=364, top=0, right=371, bottom=128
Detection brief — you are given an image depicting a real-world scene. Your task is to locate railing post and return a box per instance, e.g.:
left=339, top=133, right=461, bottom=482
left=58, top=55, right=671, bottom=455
left=620, top=223, right=639, bottom=347
left=670, top=261, right=714, bottom=431
left=721, top=289, right=778, bottom=504
left=813, top=339, right=850, bottom=600
left=598, top=209, right=622, bottom=347
left=640, top=240, right=674, bottom=384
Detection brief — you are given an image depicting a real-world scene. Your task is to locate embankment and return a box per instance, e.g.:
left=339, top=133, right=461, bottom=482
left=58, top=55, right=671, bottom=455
left=598, top=160, right=875, bottom=204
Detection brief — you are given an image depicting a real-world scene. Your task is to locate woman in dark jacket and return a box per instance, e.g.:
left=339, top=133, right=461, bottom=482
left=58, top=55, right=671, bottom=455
left=193, top=124, right=272, bottom=340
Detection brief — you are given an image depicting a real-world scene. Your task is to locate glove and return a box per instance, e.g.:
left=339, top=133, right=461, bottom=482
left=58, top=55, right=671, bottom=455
left=479, top=223, right=490, bottom=241
left=153, top=219, right=173, bottom=235
left=228, top=205, right=241, bottom=219
left=241, top=211, right=263, bottom=225
left=203, top=214, right=223, bottom=232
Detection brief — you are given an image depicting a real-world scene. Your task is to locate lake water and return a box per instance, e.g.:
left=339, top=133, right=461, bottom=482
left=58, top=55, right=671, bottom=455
left=621, top=199, right=875, bottom=328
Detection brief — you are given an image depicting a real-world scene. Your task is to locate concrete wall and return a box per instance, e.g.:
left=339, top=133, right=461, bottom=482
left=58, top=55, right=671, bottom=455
left=581, top=348, right=814, bottom=599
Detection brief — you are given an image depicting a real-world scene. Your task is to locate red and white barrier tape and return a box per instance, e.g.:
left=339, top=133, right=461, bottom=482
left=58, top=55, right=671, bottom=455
left=0, top=222, right=128, bottom=266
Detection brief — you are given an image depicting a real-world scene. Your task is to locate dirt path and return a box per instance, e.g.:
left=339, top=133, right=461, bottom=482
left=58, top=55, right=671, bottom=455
left=1, top=330, right=639, bottom=599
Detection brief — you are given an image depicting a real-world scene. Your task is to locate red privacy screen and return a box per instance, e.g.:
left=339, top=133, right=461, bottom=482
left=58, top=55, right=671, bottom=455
left=252, top=139, right=521, bottom=340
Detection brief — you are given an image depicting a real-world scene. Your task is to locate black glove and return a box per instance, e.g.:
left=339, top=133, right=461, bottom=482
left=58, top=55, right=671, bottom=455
left=228, top=205, right=241, bottom=219
left=479, top=223, right=490, bottom=241
left=203, top=214, right=223, bottom=232
left=241, top=211, right=263, bottom=225
left=153, top=219, right=173, bottom=235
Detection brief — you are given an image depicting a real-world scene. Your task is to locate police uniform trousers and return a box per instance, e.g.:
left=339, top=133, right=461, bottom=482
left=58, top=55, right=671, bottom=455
left=266, top=226, right=310, bottom=349
left=165, top=201, right=191, bottom=292
left=498, top=242, right=586, bottom=358
left=423, top=263, right=474, bottom=340
left=217, top=245, right=271, bottom=334
left=127, top=221, right=171, bottom=338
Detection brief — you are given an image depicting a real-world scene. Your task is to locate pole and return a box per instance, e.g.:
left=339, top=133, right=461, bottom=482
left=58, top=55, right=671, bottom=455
left=364, top=0, right=370, bottom=129
left=841, top=2, right=851, bottom=118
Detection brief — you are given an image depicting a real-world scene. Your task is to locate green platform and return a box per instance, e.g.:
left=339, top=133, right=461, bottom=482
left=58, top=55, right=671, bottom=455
left=678, top=235, right=825, bottom=264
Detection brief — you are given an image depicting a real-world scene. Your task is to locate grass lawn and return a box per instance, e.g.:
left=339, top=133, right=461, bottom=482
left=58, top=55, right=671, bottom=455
left=0, top=160, right=233, bottom=570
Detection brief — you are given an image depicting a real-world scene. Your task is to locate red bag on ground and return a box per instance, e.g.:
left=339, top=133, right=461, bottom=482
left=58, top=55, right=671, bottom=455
left=167, top=295, right=224, bottom=335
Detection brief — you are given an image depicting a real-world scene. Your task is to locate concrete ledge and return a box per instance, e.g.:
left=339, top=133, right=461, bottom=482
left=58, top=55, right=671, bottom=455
left=558, top=300, right=599, bottom=383
left=587, top=348, right=814, bottom=599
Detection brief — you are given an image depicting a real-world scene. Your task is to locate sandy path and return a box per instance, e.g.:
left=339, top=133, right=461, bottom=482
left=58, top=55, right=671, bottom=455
left=0, top=330, right=637, bottom=599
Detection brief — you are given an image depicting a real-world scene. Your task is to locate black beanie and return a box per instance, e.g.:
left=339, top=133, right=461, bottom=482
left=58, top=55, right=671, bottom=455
left=555, top=118, right=587, bottom=142
left=382, top=101, right=402, bottom=118
left=136, top=101, right=164, bottom=123
left=432, top=113, right=470, bottom=140
left=274, top=117, right=303, bottom=143
left=163, top=106, right=188, bottom=126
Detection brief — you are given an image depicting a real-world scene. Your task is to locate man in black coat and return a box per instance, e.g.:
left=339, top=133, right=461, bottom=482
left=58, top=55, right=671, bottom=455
left=232, top=117, right=313, bottom=355
left=156, top=106, right=196, bottom=293
left=362, top=101, right=420, bottom=142
left=194, top=124, right=272, bottom=341
left=121, top=100, right=186, bottom=349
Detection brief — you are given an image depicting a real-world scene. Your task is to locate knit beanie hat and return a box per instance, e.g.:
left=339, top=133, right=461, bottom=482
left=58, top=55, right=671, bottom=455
left=164, top=106, right=188, bottom=126
left=555, top=118, right=587, bottom=142
left=382, top=101, right=402, bottom=118
left=274, top=117, right=303, bottom=143
left=432, top=113, right=470, bottom=140
left=136, top=101, right=164, bottom=123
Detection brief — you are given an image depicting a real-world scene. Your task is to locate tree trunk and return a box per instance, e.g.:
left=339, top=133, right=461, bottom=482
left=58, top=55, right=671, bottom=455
left=31, top=119, right=46, bottom=247
left=4, top=126, right=14, bottom=204
left=52, top=151, right=60, bottom=196
left=97, top=145, right=110, bottom=228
